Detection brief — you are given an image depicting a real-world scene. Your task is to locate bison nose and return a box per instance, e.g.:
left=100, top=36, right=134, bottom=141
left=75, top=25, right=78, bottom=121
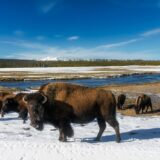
left=35, top=124, right=43, bottom=131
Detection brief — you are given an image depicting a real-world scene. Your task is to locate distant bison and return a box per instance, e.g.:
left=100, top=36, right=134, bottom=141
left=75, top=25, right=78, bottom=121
left=135, top=94, right=153, bottom=114
left=117, top=94, right=126, bottom=110
left=24, top=82, right=121, bottom=143
left=1, top=93, right=28, bottom=123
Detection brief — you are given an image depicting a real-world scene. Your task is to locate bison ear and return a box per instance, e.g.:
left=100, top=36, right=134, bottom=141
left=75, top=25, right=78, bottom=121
left=41, top=93, right=47, bottom=104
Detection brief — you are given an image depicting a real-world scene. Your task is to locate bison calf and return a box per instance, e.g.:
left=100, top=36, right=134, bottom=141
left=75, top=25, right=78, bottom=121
left=24, top=82, right=121, bottom=143
left=135, top=94, right=153, bottom=114
left=1, top=93, right=28, bottom=123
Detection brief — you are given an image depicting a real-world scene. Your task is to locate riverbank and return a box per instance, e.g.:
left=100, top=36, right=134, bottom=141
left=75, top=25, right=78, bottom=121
left=0, top=65, right=160, bottom=116
left=0, top=65, right=160, bottom=81
left=101, top=82, right=160, bottom=116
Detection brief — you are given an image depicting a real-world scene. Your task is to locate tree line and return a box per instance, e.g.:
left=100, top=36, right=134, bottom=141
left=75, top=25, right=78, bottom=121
left=0, top=59, right=160, bottom=67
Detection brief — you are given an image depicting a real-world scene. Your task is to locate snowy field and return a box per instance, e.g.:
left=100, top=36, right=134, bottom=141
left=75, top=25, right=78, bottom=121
left=0, top=65, right=160, bottom=81
left=0, top=113, right=160, bottom=160
left=0, top=65, right=160, bottom=73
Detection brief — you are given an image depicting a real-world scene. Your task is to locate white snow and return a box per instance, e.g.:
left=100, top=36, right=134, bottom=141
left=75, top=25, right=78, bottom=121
left=0, top=65, right=160, bottom=73
left=120, top=65, right=160, bottom=72
left=0, top=67, right=95, bottom=73
left=101, top=65, right=160, bottom=72
left=0, top=113, right=159, bottom=160
left=40, top=57, right=59, bottom=61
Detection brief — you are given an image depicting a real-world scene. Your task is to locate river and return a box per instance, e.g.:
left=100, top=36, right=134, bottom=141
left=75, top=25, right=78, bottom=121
left=0, top=73, right=160, bottom=90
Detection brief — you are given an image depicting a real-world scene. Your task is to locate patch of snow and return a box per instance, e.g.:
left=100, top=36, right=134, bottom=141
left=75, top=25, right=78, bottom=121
left=0, top=67, right=93, bottom=73
left=40, top=57, right=59, bottom=61
left=109, top=65, right=160, bottom=72
left=0, top=66, right=160, bottom=74
left=0, top=113, right=159, bottom=160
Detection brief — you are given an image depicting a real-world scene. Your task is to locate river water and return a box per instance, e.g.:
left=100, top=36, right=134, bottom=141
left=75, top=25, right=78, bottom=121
left=0, top=73, right=160, bottom=90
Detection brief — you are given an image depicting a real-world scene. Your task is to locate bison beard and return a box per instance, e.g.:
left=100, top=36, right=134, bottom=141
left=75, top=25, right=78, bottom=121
left=24, top=82, right=121, bottom=143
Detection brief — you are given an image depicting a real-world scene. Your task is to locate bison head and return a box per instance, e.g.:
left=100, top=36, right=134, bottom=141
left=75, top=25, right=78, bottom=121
left=1, top=97, right=18, bottom=117
left=23, top=92, right=47, bottom=131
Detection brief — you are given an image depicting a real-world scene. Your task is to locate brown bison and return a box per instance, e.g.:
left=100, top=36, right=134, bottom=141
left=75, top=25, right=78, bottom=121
left=0, top=92, right=12, bottom=112
left=1, top=92, right=28, bottom=123
left=135, top=94, right=153, bottom=114
left=24, top=82, right=121, bottom=143
left=117, top=94, right=126, bottom=110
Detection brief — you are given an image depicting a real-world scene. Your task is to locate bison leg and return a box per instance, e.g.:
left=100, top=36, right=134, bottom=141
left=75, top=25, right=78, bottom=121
left=140, top=107, right=143, bottom=114
left=59, top=119, right=74, bottom=142
left=59, top=129, right=67, bottom=142
left=145, top=105, right=149, bottom=113
left=19, top=109, right=28, bottom=123
left=150, top=103, right=153, bottom=112
left=141, top=105, right=146, bottom=114
left=106, top=118, right=121, bottom=143
left=117, top=103, right=121, bottom=110
left=94, top=117, right=106, bottom=141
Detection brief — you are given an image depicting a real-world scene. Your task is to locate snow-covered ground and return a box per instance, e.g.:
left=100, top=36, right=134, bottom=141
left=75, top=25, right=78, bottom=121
left=0, top=67, right=95, bottom=73
left=0, top=113, right=159, bottom=160
left=100, top=65, right=160, bottom=72
left=0, top=65, right=160, bottom=73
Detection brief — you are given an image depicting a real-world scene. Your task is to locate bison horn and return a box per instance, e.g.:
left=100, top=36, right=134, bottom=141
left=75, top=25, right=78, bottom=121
left=41, top=94, right=47, bottom=104
left=23, top=95, right=28, bottom=103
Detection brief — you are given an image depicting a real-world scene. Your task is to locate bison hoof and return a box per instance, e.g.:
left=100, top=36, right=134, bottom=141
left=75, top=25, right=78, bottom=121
left=59, top=139, right=67, bottom=142
left=23, top=120, right=26, bottom=124
left=116, top=137, right=121, bottom=143
left=59, top=137, right=67, bottom=142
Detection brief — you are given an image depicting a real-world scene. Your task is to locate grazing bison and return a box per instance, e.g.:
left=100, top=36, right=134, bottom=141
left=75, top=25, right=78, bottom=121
left=24, top=82, right=121, bottom=142
left=117, top=94, right=126, bottom=110
left=135, top=94, right=153, bottom=114
left=1, top=93, right=28, bottom=123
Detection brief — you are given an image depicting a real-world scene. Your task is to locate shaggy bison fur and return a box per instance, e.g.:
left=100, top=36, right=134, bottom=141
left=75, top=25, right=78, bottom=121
left=24, top=82, right=121, bottom=142
left=135, top=94, right=153, bottom=114
left=0, top=92, right=12, bottom=112
left=1, top=93, right=28, bottom=123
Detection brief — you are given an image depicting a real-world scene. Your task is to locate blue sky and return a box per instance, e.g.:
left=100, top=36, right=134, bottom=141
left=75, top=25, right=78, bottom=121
left=0, top=0, right=160, bottom=60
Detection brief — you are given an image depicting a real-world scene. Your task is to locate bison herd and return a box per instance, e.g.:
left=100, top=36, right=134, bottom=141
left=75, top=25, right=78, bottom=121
left=0, top=82, right=154, bottom=142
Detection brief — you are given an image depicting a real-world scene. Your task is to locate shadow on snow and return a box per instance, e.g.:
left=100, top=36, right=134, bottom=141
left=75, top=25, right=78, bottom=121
left=0, top=117, right=20, bottom=121
left=81, top=128, right=160, bottom=143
